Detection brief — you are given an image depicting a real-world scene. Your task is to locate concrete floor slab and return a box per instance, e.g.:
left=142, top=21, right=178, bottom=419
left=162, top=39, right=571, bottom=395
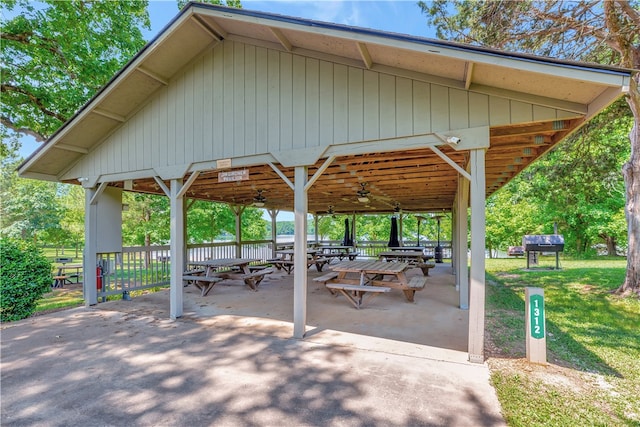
left=1, top=263, right=505, bottom=426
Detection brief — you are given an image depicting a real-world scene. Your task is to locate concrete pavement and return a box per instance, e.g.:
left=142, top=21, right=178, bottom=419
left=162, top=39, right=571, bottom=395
left=2, top=264, right=505, bottom=426
left=2, top=305, right=504, bottom=426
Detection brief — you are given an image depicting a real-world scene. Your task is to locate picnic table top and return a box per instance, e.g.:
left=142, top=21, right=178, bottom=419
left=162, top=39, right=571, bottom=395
left=317, top=245, right=355, bottom=250
left=190, top=258, right=259, bottom=268
left=276, top=249, right=319, bottom=254
left=330, top=260, right=409, bottom=274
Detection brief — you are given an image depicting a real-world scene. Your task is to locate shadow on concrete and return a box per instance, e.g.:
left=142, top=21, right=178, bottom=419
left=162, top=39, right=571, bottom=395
left=2, top=306, right=504, bottom=426
left=109, top=262, right=469, bottom=356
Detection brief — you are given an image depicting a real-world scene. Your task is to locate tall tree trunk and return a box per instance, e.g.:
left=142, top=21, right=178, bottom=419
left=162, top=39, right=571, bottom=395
left=605, top=235, right=617, bottom=256
left=618, top=74, right=640, bottom=296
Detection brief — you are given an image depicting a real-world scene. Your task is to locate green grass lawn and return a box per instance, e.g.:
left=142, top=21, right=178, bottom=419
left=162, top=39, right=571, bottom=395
left=485, top=257, right=639, bottom=426
left=35, top=287, right=84, bottom=314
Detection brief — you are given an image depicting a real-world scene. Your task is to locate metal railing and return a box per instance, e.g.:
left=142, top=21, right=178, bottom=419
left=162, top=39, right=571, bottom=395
left=95, top=239, right=452, bottom=300
left=347, top=240, right=452, bottom=259
left=97, top=246, right=171, bottom=299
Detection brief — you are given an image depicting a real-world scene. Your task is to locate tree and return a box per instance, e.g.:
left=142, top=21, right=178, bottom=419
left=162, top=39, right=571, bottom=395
left=0, top=144, right=63, bottom=244
left=485, top=179, right=545, bottom=256
left=59, top=184, right=86, bottom=257
left=1, top=0, right=150, bottom=142
left=1, top=0, right=245, bottom=252
left=420, top=0, right=639, bottom=295
left=521, top=105, right=631, bottom=255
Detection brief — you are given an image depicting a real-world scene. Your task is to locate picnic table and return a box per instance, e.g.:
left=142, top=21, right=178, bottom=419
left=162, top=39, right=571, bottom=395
left=314, top=260, right=428, bottom=306
left=317, top=245, right=359, bottom=263
left=269, top=249, right=328, bottom=274
left=185, top=258, right=271, bottom=295
left=388, top=246, right=424, bottom=252
left=52, top=262, right=83, bottom=288
left=377, top=251, right=435, bottom=275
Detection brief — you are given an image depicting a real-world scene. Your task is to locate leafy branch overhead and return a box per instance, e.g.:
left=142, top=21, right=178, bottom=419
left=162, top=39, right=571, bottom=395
left=0, top=0, right=151, bottom=141
left=420, top=0, right=639, bottom=295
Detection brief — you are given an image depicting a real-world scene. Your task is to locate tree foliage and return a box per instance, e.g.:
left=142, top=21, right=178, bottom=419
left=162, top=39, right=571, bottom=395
left=0, top=144, right=63, bottom=243
left=0, top=237, right=52, bottom=321
left=420, top=0, right=639, bottom=294
left=522, top=104, right=631, bottom=255
left=1, top=0, right=150, bottom=142
left=177, top=0, right=242, bottom=10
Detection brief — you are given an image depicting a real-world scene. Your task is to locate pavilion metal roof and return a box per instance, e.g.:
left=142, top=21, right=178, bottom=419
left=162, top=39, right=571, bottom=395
left=18, top=3, right=631, bottom=214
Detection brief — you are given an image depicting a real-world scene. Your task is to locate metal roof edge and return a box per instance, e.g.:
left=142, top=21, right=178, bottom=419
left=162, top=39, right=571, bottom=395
left=190, top=2, right=634, bottom=76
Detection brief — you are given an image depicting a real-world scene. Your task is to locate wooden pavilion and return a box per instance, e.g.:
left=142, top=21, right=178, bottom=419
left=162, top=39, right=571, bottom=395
left=18, top=3, right=631, bottom=362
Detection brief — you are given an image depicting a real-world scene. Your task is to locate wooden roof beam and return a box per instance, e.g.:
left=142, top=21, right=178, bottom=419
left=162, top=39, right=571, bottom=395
left=357, top=42, right=373, bottom=69
left=464, top=62, right=474, bottom=90
left=270, top=27, right=293, bottom=51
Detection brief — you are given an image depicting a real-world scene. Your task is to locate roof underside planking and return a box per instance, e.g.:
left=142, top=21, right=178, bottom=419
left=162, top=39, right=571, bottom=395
left=18, top=3, right=632, bottom=215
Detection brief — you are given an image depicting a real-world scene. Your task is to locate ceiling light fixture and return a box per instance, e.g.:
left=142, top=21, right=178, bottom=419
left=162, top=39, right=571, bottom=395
left=253, top=189, right=266, bottom=207
left=357, top=182, right=370, bottom=203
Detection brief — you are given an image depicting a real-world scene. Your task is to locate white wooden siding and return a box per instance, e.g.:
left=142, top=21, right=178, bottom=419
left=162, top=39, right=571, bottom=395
left=69, top=40, right=578, bottom=179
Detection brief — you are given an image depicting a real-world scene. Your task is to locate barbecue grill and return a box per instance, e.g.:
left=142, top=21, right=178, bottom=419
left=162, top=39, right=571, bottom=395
left=522, top=234, right=564, bottom=269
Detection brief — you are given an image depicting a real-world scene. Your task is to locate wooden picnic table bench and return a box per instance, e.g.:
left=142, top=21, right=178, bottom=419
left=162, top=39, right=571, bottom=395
left=313, top=271, right=340, bottom=284
left=416, top=261, right=436, bottom=276
left=187, top=258, right=272, bottom=292
left=182, top=274, right=223, bottom=296
left=270, top=250, right=329, bottom=274
left=241, top=268, right=274, bottom=290
left=267, top=258, right=295, bottom=273
left=325, top=283, right=391, bottom=309
left=317, top=246, right=359, bottom=262
left=327, top=260, right=428, bottom=302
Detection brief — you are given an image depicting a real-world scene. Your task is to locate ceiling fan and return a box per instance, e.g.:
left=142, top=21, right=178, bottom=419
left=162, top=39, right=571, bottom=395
left=357, top=182, right=370, bottom=203
left=253, top=189, right=266, bottom=207
left=327, top=205, right=336, bottom=217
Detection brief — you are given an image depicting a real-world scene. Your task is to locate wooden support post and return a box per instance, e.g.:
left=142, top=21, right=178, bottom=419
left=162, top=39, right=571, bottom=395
left=457, top=177, right=469, bottom=308
left=293, top=166, right=308, bottom=339
left=468, top=148, right=486, bottom=363
left=169, top=179, right=184, bottom=320
left=83, top=187, right=98, bottom=306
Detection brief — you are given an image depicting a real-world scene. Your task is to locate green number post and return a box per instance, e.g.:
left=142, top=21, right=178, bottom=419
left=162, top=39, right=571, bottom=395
left=525, top=287, right=546, bottom=364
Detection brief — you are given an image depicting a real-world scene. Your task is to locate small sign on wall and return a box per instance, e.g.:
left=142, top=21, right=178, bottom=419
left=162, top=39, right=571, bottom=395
left=216, top=158, right=232, bottom=169
left=218, top=169, right=249, bottom=182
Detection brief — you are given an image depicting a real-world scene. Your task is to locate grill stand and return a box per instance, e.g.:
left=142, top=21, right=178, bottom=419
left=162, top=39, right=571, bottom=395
left=525, top=250, right=560, bottom=270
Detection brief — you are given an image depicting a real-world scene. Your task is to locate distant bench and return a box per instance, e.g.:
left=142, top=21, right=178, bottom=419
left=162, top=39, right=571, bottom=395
left=508, top=246, right=525, bottom=257
left=321, top=252, right=360, bottom=262
left=416, top=261, right=436, bottom=276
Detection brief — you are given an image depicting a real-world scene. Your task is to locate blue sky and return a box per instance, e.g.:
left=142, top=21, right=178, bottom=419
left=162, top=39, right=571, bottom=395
left=147, top=1, right=435, bottom=41
left=18, top=1, right=435, bottom=158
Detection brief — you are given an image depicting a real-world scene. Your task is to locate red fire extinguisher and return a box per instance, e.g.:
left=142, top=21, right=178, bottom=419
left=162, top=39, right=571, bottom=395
left=96, top=265, right=103, bottom=291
